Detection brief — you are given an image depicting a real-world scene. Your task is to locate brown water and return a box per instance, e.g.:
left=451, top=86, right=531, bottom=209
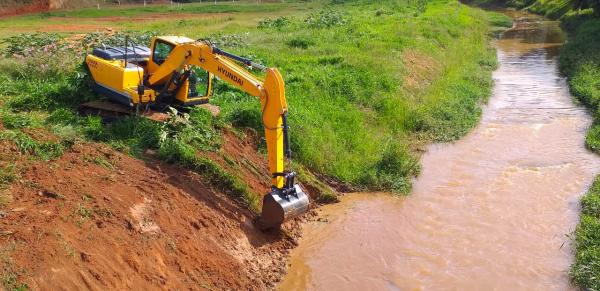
left=279, top=13, right=600, bottom=291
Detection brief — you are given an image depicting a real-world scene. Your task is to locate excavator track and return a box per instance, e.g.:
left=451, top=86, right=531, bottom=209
left=78, top=100, right=169, bottom=122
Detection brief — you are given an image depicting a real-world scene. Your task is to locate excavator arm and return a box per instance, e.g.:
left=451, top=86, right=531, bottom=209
left=147, top=41, right=309, bottom=229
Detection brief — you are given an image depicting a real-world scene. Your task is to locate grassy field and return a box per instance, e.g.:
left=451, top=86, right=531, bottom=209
left=0, top=0, right=508, bottom=207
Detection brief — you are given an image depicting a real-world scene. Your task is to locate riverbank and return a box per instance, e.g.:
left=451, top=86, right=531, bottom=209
left=559, top=12, right=600, bottom=291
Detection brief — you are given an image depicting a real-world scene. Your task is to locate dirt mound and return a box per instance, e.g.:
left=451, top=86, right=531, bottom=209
left=0, top=1, right=48, bottom=17
left=0, top=137, right=305, bottom=290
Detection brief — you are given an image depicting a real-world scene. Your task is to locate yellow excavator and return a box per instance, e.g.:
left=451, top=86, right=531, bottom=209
left=83, top=35, right=309, bottom=229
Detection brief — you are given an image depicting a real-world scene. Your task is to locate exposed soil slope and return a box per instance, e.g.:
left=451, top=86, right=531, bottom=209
left=0, top=135, right=304, bottom=290
left=0, top=1, right=48, bottom=17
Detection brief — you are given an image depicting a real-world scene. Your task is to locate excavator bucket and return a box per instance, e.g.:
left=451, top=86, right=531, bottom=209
left=258, top=184, right=310, bottom=230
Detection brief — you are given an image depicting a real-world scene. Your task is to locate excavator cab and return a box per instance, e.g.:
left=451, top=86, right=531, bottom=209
left=147, top=36, right=214, bottom=106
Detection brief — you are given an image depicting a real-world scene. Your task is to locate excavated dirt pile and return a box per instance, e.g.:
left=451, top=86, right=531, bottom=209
left=0, top=133, right=305, bottom=290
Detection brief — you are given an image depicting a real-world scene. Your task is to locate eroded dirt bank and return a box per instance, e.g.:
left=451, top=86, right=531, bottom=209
left=280, top=12, right=600, bottom=290
left=0, top=133, right=304, bottom=290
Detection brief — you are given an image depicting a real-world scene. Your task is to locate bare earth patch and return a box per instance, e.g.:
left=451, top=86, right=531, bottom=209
left=0, top=140, right=304, bottom=290
left=401, top=48, right=441, bottom=94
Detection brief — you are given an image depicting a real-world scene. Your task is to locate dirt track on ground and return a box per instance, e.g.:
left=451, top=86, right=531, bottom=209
left=0, top=133, right=307, bottom=290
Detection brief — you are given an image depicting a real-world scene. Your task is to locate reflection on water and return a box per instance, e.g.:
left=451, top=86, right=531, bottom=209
left=279, top=12, right=600, bottom=291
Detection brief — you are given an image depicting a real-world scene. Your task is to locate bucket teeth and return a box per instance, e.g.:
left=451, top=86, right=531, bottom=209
left=257, top=184, right=310, bottom=230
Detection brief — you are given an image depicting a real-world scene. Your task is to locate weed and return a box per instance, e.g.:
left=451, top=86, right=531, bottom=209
left=286, top=38, right=315, bottom=49
left=94, top=208, right=113, bottom=217
left=76, top=204, right=93, bottom=220
left=41, top=191, right=65, bottom=200
left=0, top=190, right=13, bottom=208
left=93, top=157, right=114, bottom=170
left=304, top=9, right=348, bottom=28
left=415, top=0, right=428, bottom=14
left=1, top=272, right=28, bottom=291
left=0, top=240, right=27, bottom=291
left=1, top=33, right=62, bottom=57
left=81, top=193, right=94, bottom=202
left=258, top=16, right=291, bottom=29
left=207, top=33, right=248, bottom=48
left=361, top=143, right=421, bottom=193
left=166, top=237, right=177, bottom=252
left=54, top=232, right=76, bottom=258
left=82, top=30, right=158, bottom=49
left=375, top=8, right=393, bottom=16
left=0, top=164, right=17, bottom=190
left=1, top=112, right=36, bottom=129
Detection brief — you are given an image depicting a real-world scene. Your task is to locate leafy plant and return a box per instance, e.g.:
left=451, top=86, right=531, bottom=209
left=1, top=33, right=63, bottom=57
left=258, top=16, right=291, bottom=29
left=286, top=38, right=315, bottom=49
left=304, top=9, right=348, bottom=28
left=207, top=33, right=248, bottom=48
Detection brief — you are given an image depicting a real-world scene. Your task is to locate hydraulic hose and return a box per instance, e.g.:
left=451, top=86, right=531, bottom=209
left=211, top=46, right=267, bottom=71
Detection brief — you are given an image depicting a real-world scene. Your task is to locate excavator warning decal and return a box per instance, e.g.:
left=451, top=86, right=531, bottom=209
left=217, top=66, right=244, bottom=86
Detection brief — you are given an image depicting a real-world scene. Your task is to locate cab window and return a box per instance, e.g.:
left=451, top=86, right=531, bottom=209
left=193, top=67, right=210, bottom=97
left=152, top=41, right=174, bottom=65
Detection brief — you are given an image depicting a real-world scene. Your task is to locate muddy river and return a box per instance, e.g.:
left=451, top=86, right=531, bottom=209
left=280, top=12, right=600, bottom=291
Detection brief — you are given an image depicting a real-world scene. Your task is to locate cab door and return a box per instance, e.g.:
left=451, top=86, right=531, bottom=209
left=146, top=38, right=176, bottom=84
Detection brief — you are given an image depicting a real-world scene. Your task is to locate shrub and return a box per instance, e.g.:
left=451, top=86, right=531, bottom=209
left=0, top=130, right=66, bottom=161
left=258, top=16, right=291, bottom=29
left=79, top=30, right=158, bottom=49
left=304, top=9, right=348, bottom=28
left=364, top=143, right=421, bottom=193
left=586, top=124, right=600, bottom=152
left=286, top=38, right=315, bottom=49
left=207, top=33, right=248, bottom=48
left=1, top=33, right=63, bottom=57
left=1, top=112, right=35, bottom=129
left=0, top=164, right=17, bottom=190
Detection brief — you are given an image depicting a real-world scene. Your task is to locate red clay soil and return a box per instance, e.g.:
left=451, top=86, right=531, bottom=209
left=0, top=137, right=309, bottom=290
left=0, top=1, right=49, bottom=17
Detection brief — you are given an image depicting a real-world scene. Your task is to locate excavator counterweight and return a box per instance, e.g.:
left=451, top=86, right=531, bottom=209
left=84, top=36, right=309, bottom=229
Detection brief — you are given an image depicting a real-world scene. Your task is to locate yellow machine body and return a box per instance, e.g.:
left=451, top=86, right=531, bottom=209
left=85, top=55, right=156, bottom=105
left=85, top=36, right=212, bottom=107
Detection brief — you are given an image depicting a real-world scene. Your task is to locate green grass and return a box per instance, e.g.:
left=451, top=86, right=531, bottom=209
left=32, top=2, right=290, bottom=18
left=571, top=176, right=600, bottom=290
